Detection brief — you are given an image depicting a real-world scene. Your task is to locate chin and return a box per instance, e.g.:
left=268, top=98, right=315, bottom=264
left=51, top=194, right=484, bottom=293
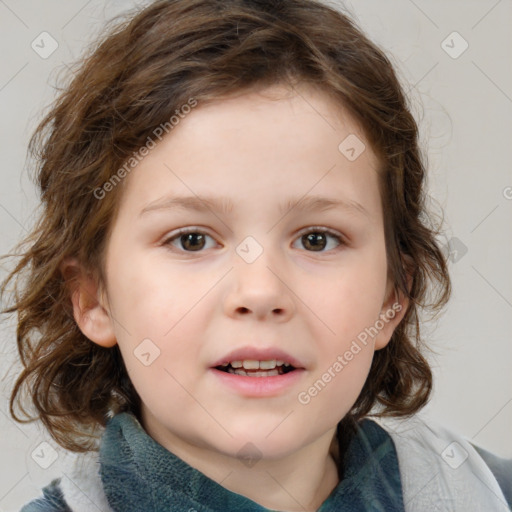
left=214, top=426, right=310, bottom=460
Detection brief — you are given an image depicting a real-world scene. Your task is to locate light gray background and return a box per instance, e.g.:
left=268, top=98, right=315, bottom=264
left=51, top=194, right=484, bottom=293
left=1, top=0, right=511, bottom=510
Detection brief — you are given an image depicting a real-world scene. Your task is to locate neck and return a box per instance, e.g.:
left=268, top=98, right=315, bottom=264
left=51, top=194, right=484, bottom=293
left=142, top=410, right=340, bottom=511
left=217, top=435, right=340, bottom=511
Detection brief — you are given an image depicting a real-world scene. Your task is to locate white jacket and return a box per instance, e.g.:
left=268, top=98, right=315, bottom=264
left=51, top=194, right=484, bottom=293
left=375, top=414, right=510, bottom=511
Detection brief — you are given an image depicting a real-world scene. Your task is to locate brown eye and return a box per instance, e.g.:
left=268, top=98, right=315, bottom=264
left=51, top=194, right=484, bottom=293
left=302, top=232, right=328, bottom=251
left=179, top=232, right=206, bottom=251
left=163, top=230, right=216, bottom=252
left=294, top=228, right=344, bottom=252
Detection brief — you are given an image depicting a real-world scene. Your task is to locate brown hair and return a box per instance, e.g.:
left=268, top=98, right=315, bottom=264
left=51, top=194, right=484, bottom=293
left=1, top=0, right=450, bottom=454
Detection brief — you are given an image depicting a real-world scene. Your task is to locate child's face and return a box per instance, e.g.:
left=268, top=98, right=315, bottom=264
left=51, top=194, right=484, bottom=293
left=95, top=84, right=405, bottom=462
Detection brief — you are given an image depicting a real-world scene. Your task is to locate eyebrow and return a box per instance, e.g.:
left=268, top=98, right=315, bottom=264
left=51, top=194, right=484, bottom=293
left=139, top=194, right=370, bottom=218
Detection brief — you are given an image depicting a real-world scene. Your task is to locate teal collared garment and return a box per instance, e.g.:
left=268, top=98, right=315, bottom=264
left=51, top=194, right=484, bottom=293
left=22, top=412, right=405, bottom=511
left=100, top=412, right=404, bottom=511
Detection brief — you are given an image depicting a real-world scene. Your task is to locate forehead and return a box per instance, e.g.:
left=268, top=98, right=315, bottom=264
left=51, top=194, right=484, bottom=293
left=116, top=83, right=382, bottom=220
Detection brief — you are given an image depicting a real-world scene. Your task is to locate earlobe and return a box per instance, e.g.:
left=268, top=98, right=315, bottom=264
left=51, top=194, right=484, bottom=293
left=60, top=258, right=117, bottom=348
left=374, top=287, right=409, bottom=350
left=373, top=268, right=412, bottom=351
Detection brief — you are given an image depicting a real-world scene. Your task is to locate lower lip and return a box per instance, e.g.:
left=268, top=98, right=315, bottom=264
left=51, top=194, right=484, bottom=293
left=210, top=368, right=305, bottom=397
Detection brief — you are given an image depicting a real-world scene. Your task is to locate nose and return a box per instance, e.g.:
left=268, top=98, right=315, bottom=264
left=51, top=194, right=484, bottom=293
left=223, top=256, right=295, bottom=322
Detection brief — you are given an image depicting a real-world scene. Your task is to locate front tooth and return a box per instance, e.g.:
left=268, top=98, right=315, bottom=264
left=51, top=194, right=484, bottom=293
left=231, top=360, right=243, bottom=368
left=252, top=370, right=279, bottom=377
left=259, top=360, right=276, bottom=370
left=242, top=360, right=260, bottom=370
left=228, top=367, right=280, bottom=377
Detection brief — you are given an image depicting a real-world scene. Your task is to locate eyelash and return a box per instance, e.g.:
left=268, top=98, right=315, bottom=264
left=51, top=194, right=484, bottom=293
left=161, top=226, right=346, bottom=254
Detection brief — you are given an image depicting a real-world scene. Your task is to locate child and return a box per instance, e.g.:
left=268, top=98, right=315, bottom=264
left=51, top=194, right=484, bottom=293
left=1, top=0, right=510, bottom=510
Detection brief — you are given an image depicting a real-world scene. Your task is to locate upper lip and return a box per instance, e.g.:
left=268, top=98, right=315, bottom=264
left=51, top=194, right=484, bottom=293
left=210, top=346, right=305, bottom=369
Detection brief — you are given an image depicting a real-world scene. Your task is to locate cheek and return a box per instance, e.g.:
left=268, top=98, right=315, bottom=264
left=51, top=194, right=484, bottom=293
left=105, top=249, right=212, bottom=379
left=317, top=252, right=388, bottom=338
left=297, top=341, right=374, bottom=428
left=300, top=248, right=387, bottom=411
left=106, top=248, right=209, bottom=339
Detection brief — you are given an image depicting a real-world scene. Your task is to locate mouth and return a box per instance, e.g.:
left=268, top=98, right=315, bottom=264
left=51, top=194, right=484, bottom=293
left=214, top=359, right=297, bottom=377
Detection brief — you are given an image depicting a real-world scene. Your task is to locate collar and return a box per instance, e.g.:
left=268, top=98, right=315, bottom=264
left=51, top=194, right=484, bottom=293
left=99, top=412, right=404, bottom=511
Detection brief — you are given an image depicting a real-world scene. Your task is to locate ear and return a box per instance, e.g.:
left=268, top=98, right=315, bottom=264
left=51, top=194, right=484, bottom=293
left=373, top=260, right=413, bottom=351
left=60, top=258, right=117, bottom=348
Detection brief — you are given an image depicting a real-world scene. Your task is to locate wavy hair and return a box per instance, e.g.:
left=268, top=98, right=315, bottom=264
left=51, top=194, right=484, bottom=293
left=1, top=0, right=451, bottom=455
